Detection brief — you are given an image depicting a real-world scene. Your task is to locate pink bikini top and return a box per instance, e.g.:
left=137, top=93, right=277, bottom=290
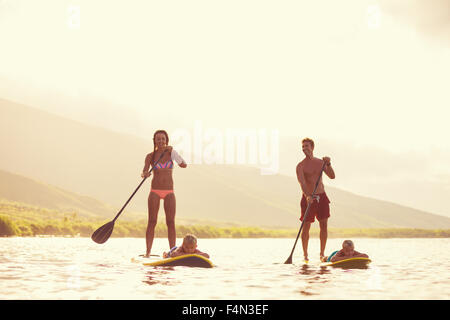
left=153, top=149, right=184, bottom=170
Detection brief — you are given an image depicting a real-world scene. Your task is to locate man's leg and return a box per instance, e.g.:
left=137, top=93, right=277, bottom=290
left=319, top=218, right=328, bottom=259
left=301, top=222, right=312, bottom=261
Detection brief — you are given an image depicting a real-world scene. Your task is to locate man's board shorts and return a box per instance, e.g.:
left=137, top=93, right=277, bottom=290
left=300, top=192, right=330, bottom=223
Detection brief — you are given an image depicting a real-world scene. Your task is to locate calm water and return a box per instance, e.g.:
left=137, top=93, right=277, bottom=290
left=0, top=237, right=449, bottom=300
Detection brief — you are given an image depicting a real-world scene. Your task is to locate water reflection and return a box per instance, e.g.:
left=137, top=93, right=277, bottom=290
left=297, top=264, right=314, bottom=275
left=1, top=238, right=449, bottom=299
left=317, top=266, right=332, bottom=275
left=297, top=264, right=332, bottom=276
left=143, top=267, right=176, bottom=286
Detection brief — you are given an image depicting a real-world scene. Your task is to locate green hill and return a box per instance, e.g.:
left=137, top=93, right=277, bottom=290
left=1, top=199, right=448, bottom=238
left=0, top=169, right=113, bottom=219
left=171, top=164, right=450, bottom=229
left=2, top=97, right=450, bottom=229
left=2, top=164, right=450, bottom=230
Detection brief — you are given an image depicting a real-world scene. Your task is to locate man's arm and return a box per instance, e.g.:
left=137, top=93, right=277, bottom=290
left=296, top=163, right=311, bottom=197
left=322, top=157, right=335, bottom=179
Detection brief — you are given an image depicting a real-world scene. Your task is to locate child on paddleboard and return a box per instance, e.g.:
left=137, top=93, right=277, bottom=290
left=163, top=234, right=210, bottom=259
left=321, top=240, right=369, bottom=262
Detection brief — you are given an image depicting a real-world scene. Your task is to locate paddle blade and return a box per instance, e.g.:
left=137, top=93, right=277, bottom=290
left=284, top=255, right=293, bottom=264
left=91, top=221, right=115, bottom=244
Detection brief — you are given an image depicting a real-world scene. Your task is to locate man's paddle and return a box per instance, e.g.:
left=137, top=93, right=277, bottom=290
left=91, top=148, right=168, bottom=244
left=284, top=162, right=326, bottom=264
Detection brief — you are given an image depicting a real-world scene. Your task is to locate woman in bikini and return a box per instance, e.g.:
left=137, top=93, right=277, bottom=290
left=141, top=130, right=187, bottom=257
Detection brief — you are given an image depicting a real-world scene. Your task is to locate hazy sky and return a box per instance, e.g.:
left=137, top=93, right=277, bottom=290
left=1, top=0, right=449, bottom=149
left=1, top=0, right=450, bottom=215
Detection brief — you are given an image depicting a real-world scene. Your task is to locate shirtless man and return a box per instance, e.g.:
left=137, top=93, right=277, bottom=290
left=296, top=138, right=335, bottom=262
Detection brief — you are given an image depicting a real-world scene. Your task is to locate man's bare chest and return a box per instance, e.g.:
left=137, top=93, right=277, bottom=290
left=302, top=161, right=322, bottom=180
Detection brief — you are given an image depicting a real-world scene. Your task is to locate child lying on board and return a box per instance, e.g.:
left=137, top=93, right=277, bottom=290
left=322, top=240, right=369, bottom=262
left=163, top=234, right=210, bottom=259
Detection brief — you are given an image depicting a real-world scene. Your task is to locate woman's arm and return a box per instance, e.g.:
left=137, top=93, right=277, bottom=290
left=171, top=149, right=187, bottom=168
left=141, top=153, right=153, bottom=178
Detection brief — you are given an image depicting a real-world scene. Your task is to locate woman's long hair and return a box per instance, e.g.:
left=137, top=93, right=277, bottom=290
left=151, top=130, right=169, bottom=165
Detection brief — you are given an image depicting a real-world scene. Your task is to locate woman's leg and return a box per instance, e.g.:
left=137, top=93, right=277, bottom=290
left=146, top=192, right=160, bottom=256
left=163, top=193, right=176, bottom=249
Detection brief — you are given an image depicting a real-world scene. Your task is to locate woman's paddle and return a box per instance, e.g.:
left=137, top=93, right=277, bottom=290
left=284, top=162, right=326, bottom=264
left=91, top=148, right=168, bottom=244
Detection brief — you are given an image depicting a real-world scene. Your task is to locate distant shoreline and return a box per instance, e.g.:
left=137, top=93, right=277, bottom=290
left=2, top=232, right=449, bottom=239
left=2, top=212, right=449, bottom=238
left=1, top=223, right=449, bottom=239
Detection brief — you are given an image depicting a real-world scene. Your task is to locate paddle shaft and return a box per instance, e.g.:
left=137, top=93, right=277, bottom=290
left=285, top=162, right=326, bottom=263
left=112, top=148, right=168, bottom=223
left=91, top=148, right=169, bottom=244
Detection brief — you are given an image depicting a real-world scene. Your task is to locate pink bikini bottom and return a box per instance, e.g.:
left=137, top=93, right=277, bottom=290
left=151, top=189, right=174, bottom=199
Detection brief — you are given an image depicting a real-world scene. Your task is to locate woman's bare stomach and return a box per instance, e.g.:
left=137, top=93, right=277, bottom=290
left=151, top=170, right=174, bottom=190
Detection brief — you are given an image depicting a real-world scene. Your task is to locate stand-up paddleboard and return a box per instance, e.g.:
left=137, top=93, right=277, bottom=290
left=320, top=257, right=371, bottom=269
left=132, top=254, right=214, bottom=268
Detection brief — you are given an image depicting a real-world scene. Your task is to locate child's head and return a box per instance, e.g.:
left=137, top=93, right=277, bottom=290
left=181, top=234, right=198, bottom=253
left=342, top=240, right=355, bottom=254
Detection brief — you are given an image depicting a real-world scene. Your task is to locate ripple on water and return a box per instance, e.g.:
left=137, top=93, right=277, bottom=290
left=1, top=238, right=450, bottom=299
